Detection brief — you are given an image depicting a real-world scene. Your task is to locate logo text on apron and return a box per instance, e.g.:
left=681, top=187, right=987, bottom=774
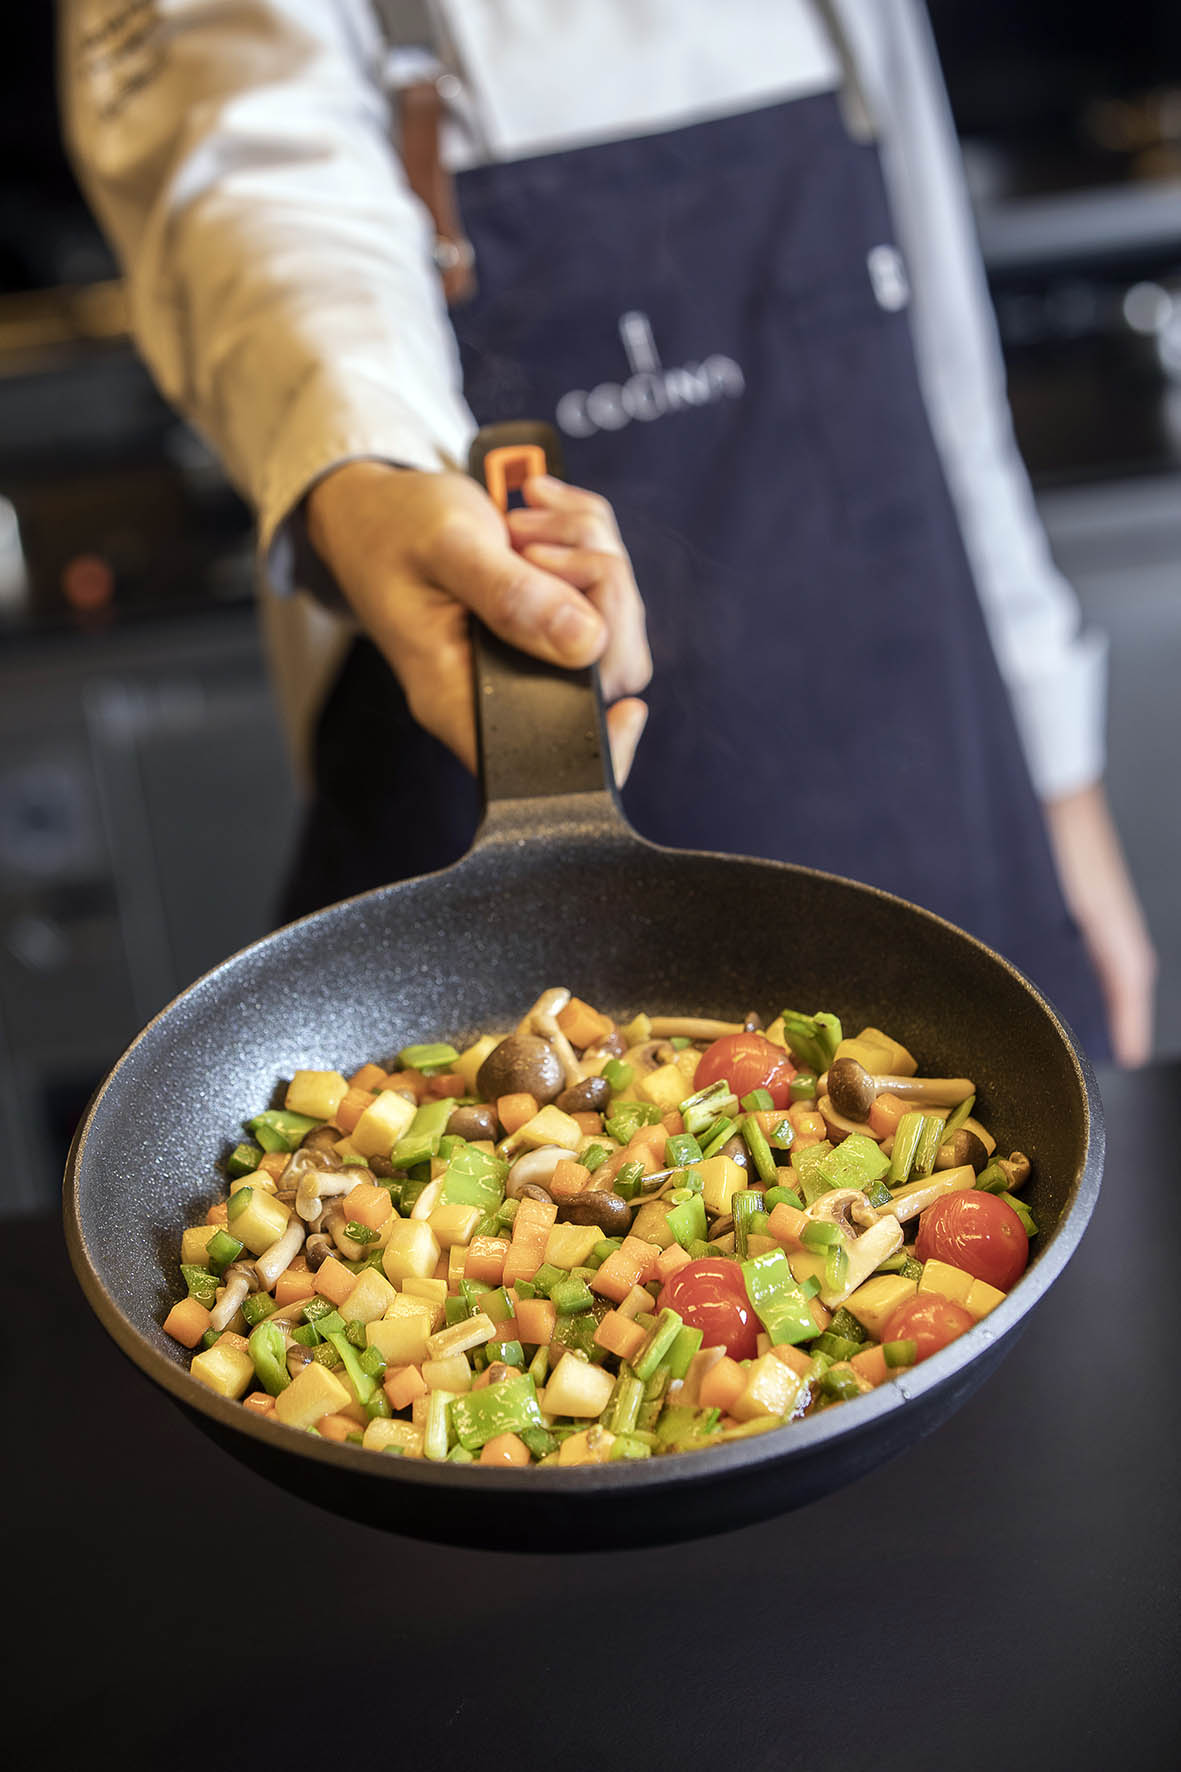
left=555, top=311, right=745, bottom=438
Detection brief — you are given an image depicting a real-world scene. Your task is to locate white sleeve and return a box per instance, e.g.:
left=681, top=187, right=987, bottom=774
left=59, top=0, right=475, bottom=595
left=847, top=0, right=1107, bottom=801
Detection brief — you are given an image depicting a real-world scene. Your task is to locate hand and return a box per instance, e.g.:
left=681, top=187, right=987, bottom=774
left=305, top=461, right=651, bottom=782
left=1043, top=782, right=1157, bottom=1066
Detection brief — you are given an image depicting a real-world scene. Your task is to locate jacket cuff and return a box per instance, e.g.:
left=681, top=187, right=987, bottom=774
left=1005, top=627, right=1108, bottom=802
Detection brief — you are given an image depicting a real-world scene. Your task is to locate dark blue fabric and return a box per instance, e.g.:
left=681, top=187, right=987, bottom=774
left=286, top=93, right=1108, bottom=1058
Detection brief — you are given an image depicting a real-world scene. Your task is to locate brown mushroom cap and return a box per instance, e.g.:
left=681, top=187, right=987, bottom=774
left=446, top=1103, right=499, bottom=1142
left=555, top=1075, right=611, bottom=1115
left=557, top=1192, right=631, bottom=1235
left=935, top=1128, right=990, bottom=1173
left=826, top=1057, right=879, bottom=1120
left=477, top=1034, right=564, bottom=1105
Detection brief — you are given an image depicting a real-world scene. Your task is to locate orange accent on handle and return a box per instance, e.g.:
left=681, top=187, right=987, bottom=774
left=482, top=443, right=548, bottom=511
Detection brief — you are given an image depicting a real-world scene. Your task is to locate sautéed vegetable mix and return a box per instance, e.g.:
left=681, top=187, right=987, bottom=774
left=164, top=992, right=1037, bottom=1466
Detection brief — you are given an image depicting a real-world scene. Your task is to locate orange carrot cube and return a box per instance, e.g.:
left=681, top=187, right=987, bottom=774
left=423, top=1072, right=465, bottom=1100
left=384, top=1069, right=427, bottom=1101
left=868, top=1091, right=909, bottom=1140
left=314, top=1255, right=358, bottom=1307
left=497, top=1092, right=539, bottom=1136
left=479, top=1432, right=533, bottom=1467
left=590, top=1235, right=663, bottom=1303
left=273, top=1267, right=317, bottom=1309
left=259, top=1151, right=289, bottom=1181
left=163, top=1296, right=211, bottom=1348
left=204, top=1200, right=229, bottom=1227
left=384, top=1365, right=429, bottom=1411
left=767, top=1202, right=811, bottom=1251
left=661, top=1109, right=686, bottom=1136
left=464, top=1236, right=511, bottom=1286
left=656, top=1242, right=693, bottom=1281
left=513, top=1196, right=559, bottom=1234
left=770, top=1343, right=815, bottom=1379
left=316, top=1414, right=356, bottom=1443
left=514, top=1296, right=558, bottom=1344
left=572, top=1112, right=604, bottom=1137
left=850, top=1345, right=891, bottom=1387
left=555, top=996, right=614, bottom=1049
left=787, top=1103, right=827, bottom=1147
left=697, top=1356, right=747, bottom=1414
left=344, top=1181, right=393, bottom=1231
left=242, top=1391, right=276, bottom=1416
left=349, top=1062, right=389, bottom=1092
left=549, top=1159, right=591, bottom=1201
left=593, top=1310, right=648, bottom=1361
left=627, top=1122, right=668, bottom=1167
left=809, top=1297, right=832, bottom=1334
left=333, top=1087, right=377, bottom=1134
left=502, top=1243, right=544, bottom=1287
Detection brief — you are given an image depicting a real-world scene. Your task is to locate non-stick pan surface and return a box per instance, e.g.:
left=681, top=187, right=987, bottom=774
left=65, top=430, right=1103, bottom=1552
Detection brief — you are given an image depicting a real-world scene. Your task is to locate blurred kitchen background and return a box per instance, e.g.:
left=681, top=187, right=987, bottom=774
left=1, top=5, right=1179, bottom=1214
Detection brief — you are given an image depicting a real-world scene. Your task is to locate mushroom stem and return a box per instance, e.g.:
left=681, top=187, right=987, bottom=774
left=519, top=986, right=584, bottom=1087
left=294, top=1169, right=355, bottom=1223
left=254, top=1216, right=306, bottom=1289
left=648, top=1017, right=743, bottom=1041
left=827, top=1057, right=974, bottom=1122
left=209, top=1262, right=255, bottom=1331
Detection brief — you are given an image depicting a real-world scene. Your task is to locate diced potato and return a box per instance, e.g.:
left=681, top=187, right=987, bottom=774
left=918, top=1258, right=975, bottom=1306
left=699, top=1153, right=747, bottom=1215
left=285, top=1069, right=349, bottom=1122
left=542, top=1222, right=606, bottom=1271
left=447, top=1246, right=468, bottom=1287
left=274, top=1361, right=351, bottom=1429
left=388, top=1291, right=444, bottom=1332
left=367, top=1311, right=432, bottom=1366
left=453, top=1034, right=499, bottom=1094
left=636, top=1062, right=692, bottom=1111
left=674, top=1047, right=701, bottom=1088
left=558, top=1426, right=616, bottom=1466
left=787, top=1249, right=828, bottom=1288
left=965, top=1276, right=1006, bottom=1320
left=230, top=1171, right=276, bottom=1195
left=402, top=1275, right=449, bottom=1306
left=228, top=1186, right=292, bottom=1256
left=363, top=1417, right=424, bottom=1457
left=350, top=1090, right=418, bottom=1159
left=511, top=1104, right=583, bottom=1152
left=834, top=1029, right=916, bottom=1076
left=427, top=1202, right=481, bottom=1250
left=382, top=1219, right=441, bottom=1284
left=180, top=1225, right=222, bottom=1268
left=539, top=1353, right=615, bottom=1419
left=842, top=1273, right=919, bottom=1339
left=190, top=1340, right=255, bottom=1401
left=314, top=1254, right=359, bottom=1307
left=339, top=1267, right=397, bottom=1325
left=730, top=1352, right=805, bottom=1422
left=421, top=1354, right=473, bottom=1392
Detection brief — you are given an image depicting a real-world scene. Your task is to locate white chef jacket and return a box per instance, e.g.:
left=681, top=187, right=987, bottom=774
left=60, top=0, right=1107, bottom=800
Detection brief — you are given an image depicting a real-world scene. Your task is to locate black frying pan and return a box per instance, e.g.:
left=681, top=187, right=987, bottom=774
left=64, top=424, right=1104, bottom=1552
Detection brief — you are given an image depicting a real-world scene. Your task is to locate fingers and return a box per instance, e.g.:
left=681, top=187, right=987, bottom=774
left=518, top=542, right=652, bottom=701
left=606, top=697, right=649, bottom=788
left=429, top=510, right=607, bottom=669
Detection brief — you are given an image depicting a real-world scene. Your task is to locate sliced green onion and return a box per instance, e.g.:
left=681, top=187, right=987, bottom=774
left=581, top=1143, right=611, bottom=1174
left=397, top=1041, right=461, bottom=1074
left=884, top=1339, right=917, bottom=1368
left=801, top=1220, right=841, bottom=1249
left=666, top=1131, right=704, bottom=1168
left=741, top=1114, right=778, bottom=1185
left=741, top=1088, right=775, bottom=1112
left=1001, top=1191, right=1038, bottom=1237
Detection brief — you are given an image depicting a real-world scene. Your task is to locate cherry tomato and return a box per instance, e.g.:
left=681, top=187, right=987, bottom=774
left=881, top=1293, right=975, bottom=1363
left=657, top=1259, right=760, bottom=1361
left=693, top=1033, right=796, bottom=1108
left=915, top=1191, right=1029, bottom=1292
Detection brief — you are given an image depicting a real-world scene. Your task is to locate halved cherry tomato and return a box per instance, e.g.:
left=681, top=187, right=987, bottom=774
left=915, top=1191, right=1029, bottom=1292
left=656, top=1259, right=760, bottom=1361
left=881, top=1293, right=975, bottom=1363
left=693, top=1033, right=796, bottom=1109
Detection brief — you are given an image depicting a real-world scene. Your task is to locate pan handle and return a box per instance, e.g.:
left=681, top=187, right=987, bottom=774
left=467, top=422, right=630, bottom=837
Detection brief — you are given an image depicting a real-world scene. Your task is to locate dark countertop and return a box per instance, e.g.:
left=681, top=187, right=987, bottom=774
left=6, top=1064, right=1178, bottom=1771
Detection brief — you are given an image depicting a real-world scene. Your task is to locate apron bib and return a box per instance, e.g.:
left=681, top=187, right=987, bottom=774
left=287, top=92, right=1108, bottom=1057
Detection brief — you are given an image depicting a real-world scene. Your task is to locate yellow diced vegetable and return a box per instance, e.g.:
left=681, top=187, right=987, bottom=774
left=350, top=1090, right=417, bottom=1159
left=558, top=1426, right=616, bottom=1466
left=699, top=1153, right=747, bottom=1215
left=539, top=1353, right=615, bottom=1418
left=339, top=1267, right=397, bottom=1325
left=285, top=1069, right=349, bottom=1121
left=511, top=1104, right=583, bottom=1152
left=730, top=1352, right=805, bottom=1422
left=228, top=1186, right=292, bottom=1256
left=421, top=1354, right=473, bottom=1392
left=842, top=1273, right=920, bottom=1339
left=542, top=1222, right=605, bottom=1271
left=366, top=1312, right=431, bottom=1366
left=636, top=1062, right=691, bottom=1111
left=180, top=1225, right=222, bottom=1268
left=964, top=1276, right=1006, bottom=1319
left=381, top=1219, right=441, bottom=1284
left=427, top=1202, right=481, bottom=1249
left=918, top=1258, right=975, bottom=1306
left=362, top=1418, right=424, bottom=1457
left=190, top=1340, right=256, bottom=1401
left=274, top=1361, right=350, bottom=1429
left=454, top=1034, right=499, bottom=1093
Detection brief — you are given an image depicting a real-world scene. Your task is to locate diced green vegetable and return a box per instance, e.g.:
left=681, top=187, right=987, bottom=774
left=241, top=1292, right=277, bottom=1327
left=741, top=1249, right=818, bottom=1345
left=741, top=1114, right=778, bottom=1185
left=1001, top=1192, right=1038, bottom=1237
left=602, top=1058, right=634, bottom=1093
left=206, top=1229, right=244, bottom=1276
left=398, top=1041, right=461, bottom=1074
left=248, top=1320, right=290, bottom=1396
left=764, top=1184, right=805, bottom=1212
left=605, top=1101, right=662, bottom=1145
left=939, top=1093, right=976, bottom=1142
left=666, top=1324, right=704, bottom=1381
left=247, top=1108, right=320, bottom=1153
left=789, top=1071, right=818, bottom=1102
left=884, top=1339, right=917, bottom=1368
left=633, top=1309, right=686, bottom=1383
left=666, top=1132, right=704, bottom=1168
left=679, top=1081, right=739, bottom=1139
left=181, top=1264, right=218, bottom=1307
left=665, top=1191, right=707, bottom=1249
left=888, top=1112, right=925, bottom=1185
left=226, top=1142, right=264, bottom=1179
left=451, top=1374, right=544, bottom=1451
left=699, top=1116, right=739, bottom=1159
left=913, top=1114, right=946, bottom=1179
left=827, top=1307, right=868, bottom=1344
left=550, top=1276, right=595, bottom=1316
left=581, top=1143, right=611, bottom=1174
left=732, top=1189, right=764, bottom=1260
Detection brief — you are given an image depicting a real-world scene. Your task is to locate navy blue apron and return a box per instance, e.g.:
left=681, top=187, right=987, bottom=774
left=282, top=90, right=1109, bottom=1058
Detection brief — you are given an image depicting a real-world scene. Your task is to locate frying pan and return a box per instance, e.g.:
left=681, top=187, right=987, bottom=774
left=64, top=423, right=1104, bottom=1552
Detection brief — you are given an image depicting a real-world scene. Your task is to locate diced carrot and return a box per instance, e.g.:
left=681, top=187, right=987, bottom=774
left=555, top=996, right=614, bottom=1050
left=316, top=1414, right=355, bottom=1443
left=273, top=1267, right=317, bottom=1308
left=660, top=1109, right=686, bottom=1136
left=349, top=1062, right=389, bottom=1092
left=698, top=1355, right=747, bottom=1414
left=384, top=1365, right=429, bottom=1411
left=627, top=1122, right=668, bottom=1167
left=242, top=1391, right=276, bottom=1416
left=766, top=1202, right=811, bottom=1251
left=384, top=1069, right=427, bottom=1101
left=868, top=1091, right=909, bottom=1140
left=163, top=1296, right=211, bottom=1348
left=751, top=1108, right=793, bottom=1147
left=850, top=1345, right=891, bottom=1387
left=259, top=1151, right=289, bottom=1181
left=212, top=1330, right=249, bottom=1354
left=314, top=1255, right=358, bottom=1307
left=480, top=1432, right=533, bottom=1467
left=550, top=1159, right=591, bottom=1201
left=787, top=1103, right=827, bottom=1147
left=464, top=1236, right=510, bottom=1286
left=770, top=1343, right=815, bottom=1379
left=601, top=1142, right=662, bottom=1187
left=502, top=1243, right=544, bottom=1287
left=656, top=1242, right=693, bottom=1281
left=423, top=1072, right=465, bottom=1100
left=809, top=1297, right=832, bottom=1333
left=344, top=1181, right=392, bottom=1231
left=204, top=1200, right=229, bottom=1227
left=513, top=1196, right=559, bottom=1234
left=334, top=1087, right=379, bottom=1135
left=497, top=1092, right=539, bottom=1136
left=590, top=1235, right=663, bottom=1303
left=618, top=1283, right=656, bottom=1320
left=571, top=1112, right=604, bottom=1137
left=593, top=1310, right=648, bottom=1361
left=513, top=1296, right=557, bottom=1345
